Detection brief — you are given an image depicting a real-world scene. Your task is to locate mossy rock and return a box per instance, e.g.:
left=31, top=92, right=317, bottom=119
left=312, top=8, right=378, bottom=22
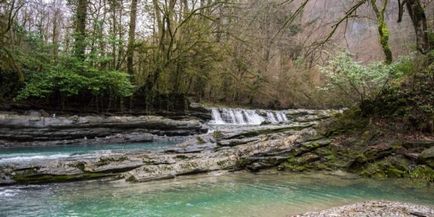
left=96, top=156, right=128, bottom=166
left=281, top=163, right=307, bottom=172
left=409, top=165, right=434, bottom=182
left=196, top=136, right=206, bottom=144
left=358, top=157, right=411, bottom=179
left=295, top=139, right=331, bottom=156
left=126, top=175, right=138, bottom=183
left=69, top=162, right=86, bottom=171
left=420, top=146, right=434, bottom=168
left=325, top=108, right=368, bottom=136
left=212, top=131, right=223, bottom=140
left=296, top=153, right=320, bottom=164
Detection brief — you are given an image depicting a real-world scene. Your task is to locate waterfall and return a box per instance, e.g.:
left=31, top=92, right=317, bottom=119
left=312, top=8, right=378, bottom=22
left=266, top=112, right=278, bottom=124
left=244, top=110, right=265, bottom=125
left=275, top=112, right=288, bottom=122
left=211, top=109, right=225, bottom=125
left=210, top=108, right=289, bottom=125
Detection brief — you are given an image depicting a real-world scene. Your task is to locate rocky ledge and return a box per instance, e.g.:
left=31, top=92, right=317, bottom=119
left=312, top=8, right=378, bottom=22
left=0, top=112, right=207, bottom=148
left=291, top=201, right=434, bottom=217
left=0, top=121, right=324, bottom=185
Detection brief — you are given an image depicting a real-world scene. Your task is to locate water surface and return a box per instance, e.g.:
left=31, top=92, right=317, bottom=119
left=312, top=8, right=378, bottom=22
left=0, top=141, right=177, bottom=164
left=1, top=173, right=433, bottom=217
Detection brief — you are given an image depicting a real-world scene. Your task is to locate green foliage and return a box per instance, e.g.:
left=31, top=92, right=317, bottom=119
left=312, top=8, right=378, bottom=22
left=410, top=166, right=434, bottom=182
left=361, top=56, right=433, bottom=131
left=16, top=58, right=134, bottom=102
left=320, top=53, right=408, bottom=104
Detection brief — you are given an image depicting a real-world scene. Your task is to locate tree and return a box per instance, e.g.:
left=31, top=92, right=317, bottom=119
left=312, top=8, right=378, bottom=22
left=74, top=0, right=88, bottom=60
left=398, top=0, right=431, bottom=53
left=370, top=0, right=393, bottom=64
left=127, top=0, right=138, bottom=75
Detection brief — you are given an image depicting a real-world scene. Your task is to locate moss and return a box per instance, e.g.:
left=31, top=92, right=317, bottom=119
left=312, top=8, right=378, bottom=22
left=196, top=136, right=206, bottom=144
left=216, top=160, right=231, bottom=168
left=325, top=108, right=368, bottom=136
left=294, top=139, right=331, bottom=157
left=212, top=131, right=223, bottom=139
left=126, top=175, right=138, bottom=183
left=97, top=156, right=128, bottom=166
left=69, top=162, right=86, bottom=171
left=281, top=162, right=307, bottom=172
left=235, top=158, right=251, bottom=169
left=357, top=157, right=410, bottom=179
left=360, top=163, right=387, bottom=179
left=410, top=166, right=434, bottom=182
left=235, top=125, right=314, bottom=139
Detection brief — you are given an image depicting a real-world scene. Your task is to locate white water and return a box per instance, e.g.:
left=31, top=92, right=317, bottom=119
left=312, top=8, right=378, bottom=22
left=211, top=108, right=225, bottom=125
left=210, top=108, right=289, bottom=125
left=0, top=154, right=71, bottom=164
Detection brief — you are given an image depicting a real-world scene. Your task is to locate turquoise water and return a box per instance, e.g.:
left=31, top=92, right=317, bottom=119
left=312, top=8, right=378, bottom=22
left=1, top=173, right=433, bottom=217
left=0, top=141, right=177, bottom=164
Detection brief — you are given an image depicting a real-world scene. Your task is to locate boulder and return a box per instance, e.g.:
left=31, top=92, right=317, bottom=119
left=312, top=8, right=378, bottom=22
left=419, top=146, right=434, bottom=168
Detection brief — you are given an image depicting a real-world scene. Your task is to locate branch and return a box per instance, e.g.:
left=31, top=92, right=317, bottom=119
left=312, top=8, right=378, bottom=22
left=307, top=0, right=368, bottom=56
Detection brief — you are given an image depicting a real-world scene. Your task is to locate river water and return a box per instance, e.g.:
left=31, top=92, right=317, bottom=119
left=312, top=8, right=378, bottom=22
left=1, top=172, right=433, bottom=217
left=0, top=141, right=178, bottom=164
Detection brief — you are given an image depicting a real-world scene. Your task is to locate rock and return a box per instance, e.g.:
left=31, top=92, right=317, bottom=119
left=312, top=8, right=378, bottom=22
left=188, top=103, right=212, bottom=121
left=217, top=137, right=260, bottom=147
left=419, top=146, right=434, bottom=168
left=0, top=126, right=307, bottom=185
left=245, top=156, right=289, bottom=171
left=0, top=113, right=206, bottom=148
left=420, top=146, right=434, bottom=159
left=297, top=153, right=320, bottom=164
left=348, top=144, right=393, bottom=170
left=291, top=201, right=434, bottom=217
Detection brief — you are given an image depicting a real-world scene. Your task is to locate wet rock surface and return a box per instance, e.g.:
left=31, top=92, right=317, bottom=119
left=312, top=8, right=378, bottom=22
left=0, top=113, right=206, bottom=147
left=1, top=108, right=433, bottom=185
left=0, top=120, right=323, bottom=185
left=291, top=201, right=434, bottom=217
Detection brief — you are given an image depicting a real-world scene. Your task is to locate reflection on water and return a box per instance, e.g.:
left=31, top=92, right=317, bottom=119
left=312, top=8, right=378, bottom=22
left=1, top=172, right=433, bottom=217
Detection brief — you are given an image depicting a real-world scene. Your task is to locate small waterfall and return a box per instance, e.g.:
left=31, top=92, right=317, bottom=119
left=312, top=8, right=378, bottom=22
left=210, top=108, right=289, bottom=125
left=244, top=110, right=265, bottom=125
left=211, top=109, right=225, bottom=125
left=275, top=112, right=288, bottom=122
left=234, top=110, right=246, bottom=124
left=266, top=112, right=278, bottom=124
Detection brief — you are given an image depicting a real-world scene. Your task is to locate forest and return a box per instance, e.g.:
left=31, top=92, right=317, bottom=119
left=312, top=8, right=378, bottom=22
left=0, top=0, right=433, bottom=115
left=1, top=1, right=434, bottom=216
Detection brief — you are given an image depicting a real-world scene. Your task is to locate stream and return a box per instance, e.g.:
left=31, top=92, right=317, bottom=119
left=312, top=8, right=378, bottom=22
left=1, top=172, right=433, bottom=217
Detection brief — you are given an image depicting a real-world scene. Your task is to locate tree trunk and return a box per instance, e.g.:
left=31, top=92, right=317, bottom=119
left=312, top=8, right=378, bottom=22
left=405, top=0, right=431, bottom=53
left=127, top=0, right=138, bottom=75
left=370, top=0, right=392, bottom=64
left=74, top=0, right=88, bottom=60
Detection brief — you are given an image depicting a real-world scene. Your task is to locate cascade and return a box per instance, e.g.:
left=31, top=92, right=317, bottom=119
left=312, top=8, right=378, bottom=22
left=210, top=108, right=289, bottom=125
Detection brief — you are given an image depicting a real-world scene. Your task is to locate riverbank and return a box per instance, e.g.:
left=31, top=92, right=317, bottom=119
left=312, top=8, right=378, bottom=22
left=292, top=201, right=434, bottom=217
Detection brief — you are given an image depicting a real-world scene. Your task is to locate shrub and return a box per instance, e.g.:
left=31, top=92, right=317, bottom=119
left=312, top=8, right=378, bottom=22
left=16, top=60, right=134, bottom=102
left=320, top=52, right=408, bottom=104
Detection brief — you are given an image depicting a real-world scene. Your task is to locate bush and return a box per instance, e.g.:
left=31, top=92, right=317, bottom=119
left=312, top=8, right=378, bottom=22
left=320, top=53, right=409, bottom=104
left=16, top=60, right=134, bottom=102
